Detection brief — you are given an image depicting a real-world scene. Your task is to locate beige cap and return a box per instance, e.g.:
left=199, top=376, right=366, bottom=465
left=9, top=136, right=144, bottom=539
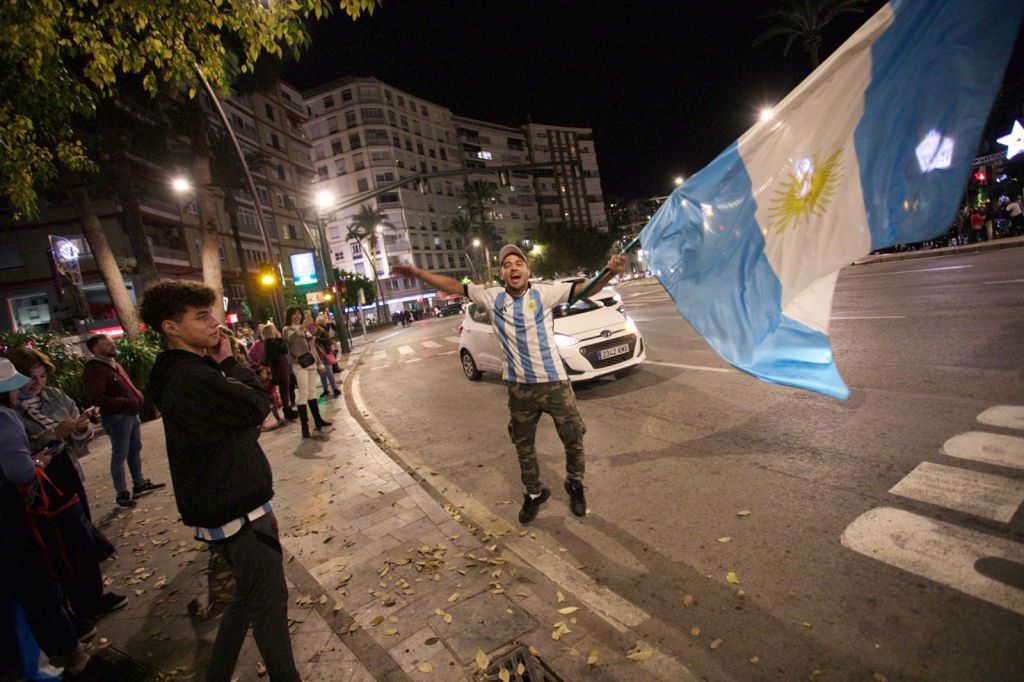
left=498, top=244, right=527, bottom=266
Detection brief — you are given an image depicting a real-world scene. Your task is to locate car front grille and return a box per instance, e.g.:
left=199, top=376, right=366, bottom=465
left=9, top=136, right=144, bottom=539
left=578, top=333, right=637, bottom=368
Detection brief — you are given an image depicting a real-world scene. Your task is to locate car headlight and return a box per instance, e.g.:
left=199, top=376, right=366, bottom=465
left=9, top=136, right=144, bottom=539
left=554, top=333, right=578, bottom=347
left=624, top=316, right=638, bottom=333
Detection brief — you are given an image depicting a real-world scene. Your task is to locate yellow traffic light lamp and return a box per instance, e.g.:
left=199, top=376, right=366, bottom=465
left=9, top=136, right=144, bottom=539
left=323, top=291, right=334, bottom=303
left=258, top=263, right=277, bottom=287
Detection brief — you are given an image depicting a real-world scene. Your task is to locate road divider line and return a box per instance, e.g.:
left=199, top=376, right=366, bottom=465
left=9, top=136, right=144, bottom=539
left=977, top=405, right=1024, bottom=431
left=398, top=345, right=414, bottom=355
left=645, top=360, right=735, bottom=373
left=942, top=432, right=1024, bottom=470
left=888, top=462, right=1024, bottom=523
left=847, top=265, right=972, bottom=277
left=841, top=506, right=1024, bottom=616
left=983, top=279, right=1024, bottom=284
left=830, top=315, right=906, bottom=320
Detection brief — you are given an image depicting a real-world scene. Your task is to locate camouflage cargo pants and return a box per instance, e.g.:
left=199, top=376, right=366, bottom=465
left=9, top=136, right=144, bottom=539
left=507, top=380, right=586, bottom=494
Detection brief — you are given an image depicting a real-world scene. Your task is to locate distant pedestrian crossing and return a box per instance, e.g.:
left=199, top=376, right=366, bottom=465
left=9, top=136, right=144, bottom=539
left=362, top=337, right=465, bottom=370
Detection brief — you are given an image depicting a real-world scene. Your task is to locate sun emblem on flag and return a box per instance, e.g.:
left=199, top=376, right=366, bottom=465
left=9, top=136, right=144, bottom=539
left=767, top=148, right=844, bottom=234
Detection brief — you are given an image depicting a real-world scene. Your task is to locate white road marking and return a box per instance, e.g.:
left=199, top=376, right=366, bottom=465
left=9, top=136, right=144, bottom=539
left=850, top=265, right=972, bottom=277
left=888, top=462, right=1024, bottom=523
left=841, top=507, right=1024, bottom=616
left=830, top=315, right=905, bottom=320
left=398, top=345, right=414, bottom=355
left=445, top=336, right=461, bottom=344
left=372, top=352, right=388, bottom=362
left=422, top=340, right=441, bottom=349
left=943, top=432, right=1024, bottom=470
left=977, top=405, right=1024, bottom=431
left=622, top=290, right=669, bottom=300
left=644, top=360, right=735, bottom=373
left=404, top=358, right=421, bottom=363
left=983, top=279, right=1024, bottom=284
left=438, top=350, right=458, bottom=356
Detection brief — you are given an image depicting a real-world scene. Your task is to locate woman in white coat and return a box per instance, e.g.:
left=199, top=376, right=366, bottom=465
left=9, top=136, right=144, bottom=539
left=282, top=306, right=332, bottom=438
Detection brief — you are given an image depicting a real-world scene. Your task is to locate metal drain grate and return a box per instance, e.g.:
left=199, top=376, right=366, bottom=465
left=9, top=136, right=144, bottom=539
left=479, top=645, right=564, bottom=682
left=88, top=646, right=166, bottom=681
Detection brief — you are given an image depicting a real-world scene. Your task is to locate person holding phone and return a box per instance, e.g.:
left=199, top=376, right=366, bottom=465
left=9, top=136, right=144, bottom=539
left=283, top=306, right=332, bottom=438
left=83, top=333, right=164, bottom=509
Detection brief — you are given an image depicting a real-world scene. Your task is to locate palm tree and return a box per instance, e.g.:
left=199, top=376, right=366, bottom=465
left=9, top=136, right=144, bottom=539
left=347, top=203, right=396, bottom=320
left=461, top=180, right=500, bottom=280
left=447, top=213, right=479, bottom=281
left=753, top=0, right=866, bottom=69
left=208, top=128, right=269, bottom=320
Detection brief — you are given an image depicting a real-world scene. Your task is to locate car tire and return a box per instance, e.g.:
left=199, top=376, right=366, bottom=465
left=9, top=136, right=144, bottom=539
left=460, top=350, right=482, bottom=380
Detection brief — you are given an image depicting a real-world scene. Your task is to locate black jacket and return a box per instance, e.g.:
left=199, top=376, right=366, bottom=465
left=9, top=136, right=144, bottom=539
left=146, top=349, right=272, bottom=528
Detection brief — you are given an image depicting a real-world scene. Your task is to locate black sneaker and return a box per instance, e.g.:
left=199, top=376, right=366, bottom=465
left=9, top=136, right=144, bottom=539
left=518, top=487, right=550, bottom=524
left=132, top=479, right=166, bottom=496
left=564, top=479, right=587, bottom=517
left=75, top=618, right=97, bottom=643
left=97, top=592, right=128, bottom=615
left=115, top=491, right=136, bottom=508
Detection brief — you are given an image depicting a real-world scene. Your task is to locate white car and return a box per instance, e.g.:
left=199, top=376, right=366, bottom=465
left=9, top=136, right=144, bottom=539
left=457, top=284, right=645, bottom=382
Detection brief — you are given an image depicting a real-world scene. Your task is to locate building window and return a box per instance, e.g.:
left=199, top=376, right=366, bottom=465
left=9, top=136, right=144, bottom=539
left=323, top=94, right=335, bottom=109
left=357, top=178, right=369, bottom=192
left=335, top=159, right=347, bottom=175
left=400, top=115, right=409, bottom=131
left=361, top=108, right=386, bottom=123
left=439, top=148, right=447, bottom=161
left=327, top=116, right=339, bottom=134
left=285, top=224, right=299, bottom=240
left=348, top=132, right=361, bottom=150
left=276, top=164, right=286, bottom=181
left=265, top=103, right=274, bottom=120
left=269, top=133, right=281, bottom=150
left=404, top=138, right=413, bottom=152
left=416, top=143, right=424, bottom=155
left=375, top=172, right=395, bottom=183
left=387, top=111, right=396, bottom=125
left=317, top=166, right=329, bottom=181
left=477, top=150, right=492, bottom=160
left=341, top=89, right=352, bottom=102
left=353, top=153, right=365, bottom=171
left=345, top=111, right=357, bottom=128
left=257, top=186, right=270, bottom=204
left=331, top=138, right=343, bottom=155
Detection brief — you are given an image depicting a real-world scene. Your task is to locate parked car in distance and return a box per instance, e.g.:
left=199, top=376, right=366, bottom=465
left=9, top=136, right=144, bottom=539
left=457, top=285, right=645, bottom=382
left=437, top=302, right=464, bottom=317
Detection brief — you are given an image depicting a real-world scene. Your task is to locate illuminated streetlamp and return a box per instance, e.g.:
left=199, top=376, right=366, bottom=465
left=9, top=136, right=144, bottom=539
left=673, top=176, right=685, bottom=186
left=760, top=107, right=775, bottom=122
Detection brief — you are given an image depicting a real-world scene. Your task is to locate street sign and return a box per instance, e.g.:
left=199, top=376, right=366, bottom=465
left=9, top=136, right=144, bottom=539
left=306, top=291, right=325, bottom=305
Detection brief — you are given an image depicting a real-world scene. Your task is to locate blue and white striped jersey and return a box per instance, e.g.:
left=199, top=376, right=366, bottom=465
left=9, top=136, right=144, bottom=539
left=466, top=281, right=574, bottom=383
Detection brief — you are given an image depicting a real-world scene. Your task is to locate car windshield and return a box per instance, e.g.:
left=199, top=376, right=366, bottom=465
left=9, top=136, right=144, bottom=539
left=552, top=297, right=599, bottom=318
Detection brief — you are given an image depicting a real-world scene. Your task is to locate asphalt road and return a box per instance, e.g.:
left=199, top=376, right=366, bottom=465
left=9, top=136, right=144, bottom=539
left=351, top=248, right=1024, bottom=681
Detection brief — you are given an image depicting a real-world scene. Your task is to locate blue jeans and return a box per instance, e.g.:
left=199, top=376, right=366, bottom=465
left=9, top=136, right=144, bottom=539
left=102, top=414, right=145, bottom=495
left=318, top=366, right=338, bottom=394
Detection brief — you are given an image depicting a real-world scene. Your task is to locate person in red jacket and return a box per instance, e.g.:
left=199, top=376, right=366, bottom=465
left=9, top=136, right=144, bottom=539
left=83, top=334, right=164, bottom=508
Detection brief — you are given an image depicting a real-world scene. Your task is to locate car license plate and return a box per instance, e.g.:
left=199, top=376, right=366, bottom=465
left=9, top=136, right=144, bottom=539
left=597, top=343, right=630, bottom=360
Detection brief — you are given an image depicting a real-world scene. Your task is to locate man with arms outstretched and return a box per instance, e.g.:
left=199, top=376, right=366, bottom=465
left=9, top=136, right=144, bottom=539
left=392, top=245, right=625, bottom=524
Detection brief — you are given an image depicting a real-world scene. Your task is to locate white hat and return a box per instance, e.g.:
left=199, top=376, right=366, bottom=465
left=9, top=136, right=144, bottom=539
left=0, top=357, right=29, bottom=393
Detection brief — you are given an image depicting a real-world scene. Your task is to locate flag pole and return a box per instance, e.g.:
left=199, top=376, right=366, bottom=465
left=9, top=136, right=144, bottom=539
left=569, top=235, right=642, bottom=303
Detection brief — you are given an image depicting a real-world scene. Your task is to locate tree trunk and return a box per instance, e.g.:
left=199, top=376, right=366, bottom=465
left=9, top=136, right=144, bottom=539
left=224, top=190, right=260, bottom=320
left=189, top=111, right=225, bottom=322
left=61, top=171, right=141, bottom=340
left=107, top=136, right=161, bottom=290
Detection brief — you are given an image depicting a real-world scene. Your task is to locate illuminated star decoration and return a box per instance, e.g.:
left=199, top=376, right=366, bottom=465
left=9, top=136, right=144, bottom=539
left=997, top=120, right=1024, bottom=160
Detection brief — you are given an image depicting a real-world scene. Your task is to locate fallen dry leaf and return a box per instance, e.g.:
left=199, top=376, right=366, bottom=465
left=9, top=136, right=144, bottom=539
left=626, top=648, right=653, bottom=662
left=802, top=622, right=813, bottom=629
left=710, top=638, right=722, bottom=650
left=726, top=571, right=740, bottom=584
left=690, top=627, right=700, bottom=637
left=557, top=606, right=579, bottom=615
left=873, top=674, right=888, bottom=682
left=750, top=656, right=760, bottom=664
left=448, top=591, right=461, bottom=603
left=551, top=621, right=572, bottom=641
left=557, top=590, right=565, bottom=603
left=416, top=662, right=433, bottom=673
left=383, top=628, right=398, bottom=636
left=587, top=650, right=599, bottom=665
left=498, top=668, right=511, bottom=682
left=736, top=509, right=752, bottom=517
left=475, top=649, right=490, bottom=670
left=517, top=661, right=525, bottom=675
left=717, top=536, right=732, bottom=543
left=443, top=613, right=453, bottom=624
left=683, top=594, right=695, bottom=607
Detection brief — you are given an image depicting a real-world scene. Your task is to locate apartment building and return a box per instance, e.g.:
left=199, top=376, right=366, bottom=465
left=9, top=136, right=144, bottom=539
left=524, top=123, right=607, bottom=231
left=0, top=82, right=318, bottom=333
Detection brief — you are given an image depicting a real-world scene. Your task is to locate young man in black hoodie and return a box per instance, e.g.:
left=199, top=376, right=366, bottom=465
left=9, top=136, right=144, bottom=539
left=140, top=281, right=299, bottom=682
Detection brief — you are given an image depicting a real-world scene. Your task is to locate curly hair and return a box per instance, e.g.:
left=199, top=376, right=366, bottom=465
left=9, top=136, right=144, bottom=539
left=140, top=281, right=216, bottom=335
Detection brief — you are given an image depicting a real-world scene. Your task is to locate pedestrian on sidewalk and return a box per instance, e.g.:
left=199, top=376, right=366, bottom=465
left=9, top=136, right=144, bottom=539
left=283, top=306, right=332, bottom=438
left=391, top=245, right=626, bottom=524
left=1007, top=194, right=1023, bottom=236
left=257, top=323, right=296, bottom=421
left=8, top=347, right=126, bottom=636
left=83, top=334, right=165, bottom=509
left=311, top=320, right=341, bottom=399
left=0, top=357, right=101, bottom=678
left=140, top=281, right=300, bottom=682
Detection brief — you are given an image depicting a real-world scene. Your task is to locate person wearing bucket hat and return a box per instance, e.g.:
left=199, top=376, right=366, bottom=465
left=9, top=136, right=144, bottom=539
left=391, top=245, right=626, bottom=524
left=0, top=357, right=101, bottom=676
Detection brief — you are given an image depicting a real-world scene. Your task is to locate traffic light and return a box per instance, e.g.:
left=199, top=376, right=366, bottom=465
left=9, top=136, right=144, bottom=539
left=323, top=291, right=334, bottom=303
left=974, top=169, right=987, bottom=182
left=258, top=263, right=276, bottom=287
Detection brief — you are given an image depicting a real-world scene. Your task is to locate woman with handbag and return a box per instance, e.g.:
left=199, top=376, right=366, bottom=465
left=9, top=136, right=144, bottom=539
left=0, top=358, right=97, bottom=677
left=7, top=348, right=124, bottom=635
left=283, top=306, right=332, bottom=438
left=311, top=321, right=341, bottom=399
left=260, top=323, right=296, bottom=421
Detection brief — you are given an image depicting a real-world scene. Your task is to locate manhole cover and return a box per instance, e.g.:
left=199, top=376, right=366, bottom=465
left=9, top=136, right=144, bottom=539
left=479, top=644, right=564, bottom=682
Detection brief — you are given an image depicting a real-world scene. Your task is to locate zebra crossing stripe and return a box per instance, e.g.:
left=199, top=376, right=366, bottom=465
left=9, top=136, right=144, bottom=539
left=445, top=336, right=461, bottom=344
left=841, top=507, right=1024, bottom=616
left=422, top=340, right=441, bottom=349
left=372, top=352, right=388, bottom=362
left=943, top=432, right=1024, bottom=470
left=976, top=405, right=1024, bottom=431
left=888, top=462, right=1024, bottom=523
left=398, top=346, right=414, bottom=355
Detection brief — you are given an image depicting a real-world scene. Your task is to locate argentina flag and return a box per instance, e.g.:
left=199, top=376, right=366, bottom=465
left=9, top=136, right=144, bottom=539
left=640, top=0, right=1023, bottom=400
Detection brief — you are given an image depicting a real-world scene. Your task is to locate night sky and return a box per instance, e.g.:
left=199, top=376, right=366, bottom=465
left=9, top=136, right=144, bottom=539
left=283, top=1, right=1023, bottom=201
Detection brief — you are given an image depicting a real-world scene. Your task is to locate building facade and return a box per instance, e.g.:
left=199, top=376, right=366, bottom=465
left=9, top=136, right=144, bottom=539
left=0, top=82, right=319, bottom=334
left=523, top=123, right=607, bottom=232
